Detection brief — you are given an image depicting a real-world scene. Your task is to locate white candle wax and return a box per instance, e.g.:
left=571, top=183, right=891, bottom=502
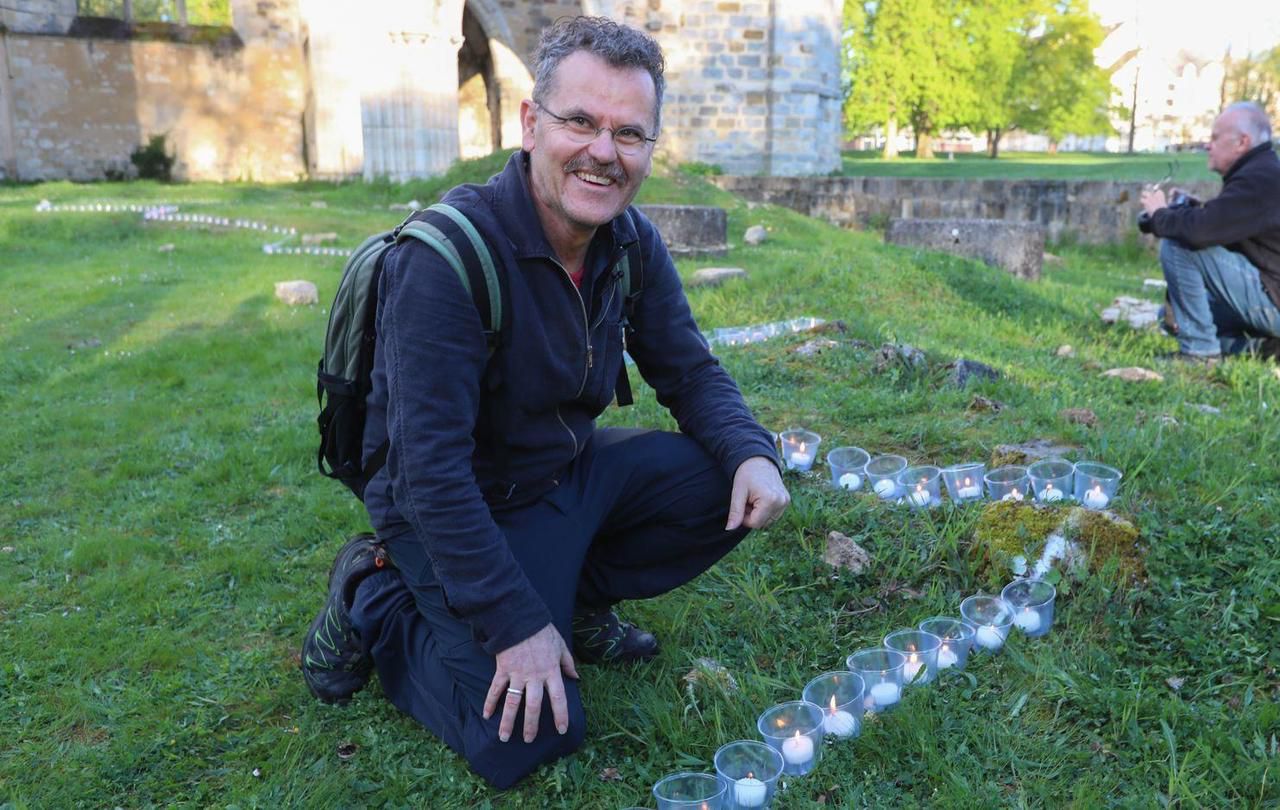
left=734, top=775, right=767, bottom=807
left=902, top=655, right=923, bottom=682
left=838, top=472, right=862, bottom=490
left=975, top=624, right=1005, bottom=650
left=957, top=484, right=982, bottom=499
left=788, top=451, right=812, bottom=469
left=909, top=487, right=931, bottom=507
left=937, top=645, right=959, bottom=668
left=781, top=732, right=814, bottom=766
left=1041, top=484, right=1063, bottom=502
left=823, top=709, right=857, bottom=737
left=1014, top=609, right=1043, bottom=633
left=868, top=681, right=901, bottom=708
left=1001, top=488, right=1024, bottom=502
left=1083, top=486, right=1110, bottom=509
left=873, top=479, right=897, bottom=498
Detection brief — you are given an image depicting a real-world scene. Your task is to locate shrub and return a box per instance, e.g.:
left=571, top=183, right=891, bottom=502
left=130, top=134, right=175, bottom=181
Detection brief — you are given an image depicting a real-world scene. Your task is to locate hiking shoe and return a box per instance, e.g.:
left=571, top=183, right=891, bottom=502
left=571, top=608, right=659, bottom=665
left=1258, top=336, right=1280, bottom=362
left=1163, top=351, right=1221, bottom=367
left=301, top=533, right=390, bottom=704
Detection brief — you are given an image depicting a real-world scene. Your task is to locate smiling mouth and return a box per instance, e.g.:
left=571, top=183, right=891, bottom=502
left=573, top=171, right=616, bottom=186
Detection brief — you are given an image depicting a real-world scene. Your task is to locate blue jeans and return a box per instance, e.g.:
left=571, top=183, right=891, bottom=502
left=1159, top=240, right=1280, bottom=356
left=348, top=428, right=748, bottom=789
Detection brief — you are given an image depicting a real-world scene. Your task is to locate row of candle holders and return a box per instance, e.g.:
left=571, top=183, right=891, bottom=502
left=777, top=429, right=1122, bottom=511
left=642, top=580, right=1059, bottom=809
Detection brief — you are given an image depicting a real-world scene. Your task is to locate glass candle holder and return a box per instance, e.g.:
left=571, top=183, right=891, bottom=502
left=918, top=617, right=975, bottom=671
left=865, top=454, right=908, bottom=500
left=756, top=701, right=824, bottom=776
left=845, top=648, right=906, bottom=711
left=1001, top=579, right=1057, bottom=638
left=714, top=740, right=784, bottom=809
left=653, top=772, right=725, bottom=810
left=959, top=595, right=1015, bottom=653
left=1073, top=461, right=1121, bottom=510
left=942, top=462, right=986, bottom=502
left=779, top=429, right=821, bottom=472
left=1028, top=459, right=1074, bottom=504
left=896, top=465, right=942, bottom=509
left=827, top=446, right=870, bottom=491
left=801, top=671, right=864, bottom=740
left=985, top=465, right=1030, bottom=503
left=883, top=629, right=942, bottom=685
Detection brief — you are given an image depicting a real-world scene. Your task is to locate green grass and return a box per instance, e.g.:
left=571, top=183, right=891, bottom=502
left=840, top=150, right=1220, bottom=183
left=3, top=151, right=1279, bottom=808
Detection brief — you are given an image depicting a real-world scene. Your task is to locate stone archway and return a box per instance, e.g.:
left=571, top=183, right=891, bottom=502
left=457, top=5, right=500, bottom=158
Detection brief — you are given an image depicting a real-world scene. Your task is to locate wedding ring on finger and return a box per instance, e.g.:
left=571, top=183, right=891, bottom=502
left=506, top=687, right=524, bottom=698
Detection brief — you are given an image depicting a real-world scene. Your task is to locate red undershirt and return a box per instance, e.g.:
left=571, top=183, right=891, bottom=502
left=568, top=265, right=586, bottom=289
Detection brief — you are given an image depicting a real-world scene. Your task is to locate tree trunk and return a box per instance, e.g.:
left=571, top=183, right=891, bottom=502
left=1048, top=140, right=1059, bottom=155
left=916, top=130, right=935, bottom=160
left=1127, top=66, right=1140, bottom=153
left=882, top=119, right=899, bottom=159
left=988, top=128, right=1002, bottom=159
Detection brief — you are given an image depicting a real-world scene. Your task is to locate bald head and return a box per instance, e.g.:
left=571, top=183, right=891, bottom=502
left=1208, top=102, right=1273, bottom=175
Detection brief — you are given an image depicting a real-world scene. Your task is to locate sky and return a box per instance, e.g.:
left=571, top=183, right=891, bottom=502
left=1090, top=0, right=1280, bottom=59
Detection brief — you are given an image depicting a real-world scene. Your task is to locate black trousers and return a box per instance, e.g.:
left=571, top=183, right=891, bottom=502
left=349, top=428, right=749, bottom=789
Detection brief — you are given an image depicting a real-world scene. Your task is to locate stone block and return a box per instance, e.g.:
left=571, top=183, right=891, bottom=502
left=885, top=218, right=1045, bottom=280
left=636, top=204, right=728, bottom=256
left=688, top=266, right=747, bottom=287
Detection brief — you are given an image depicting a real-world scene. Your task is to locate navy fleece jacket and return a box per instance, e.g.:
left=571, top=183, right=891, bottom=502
left=361, top=151, right=778, bottom=655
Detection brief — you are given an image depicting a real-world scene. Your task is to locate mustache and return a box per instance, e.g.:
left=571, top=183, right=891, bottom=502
left=562, top=156, right=626, bottom=182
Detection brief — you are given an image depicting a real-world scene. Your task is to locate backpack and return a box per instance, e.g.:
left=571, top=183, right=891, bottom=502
left=316, top=203, right=643, bottom=500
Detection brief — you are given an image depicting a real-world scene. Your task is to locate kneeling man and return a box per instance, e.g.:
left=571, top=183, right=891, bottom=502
left=299, top=16, right=789, bottom=789
left=1140, top=101, right=1280, bottom=361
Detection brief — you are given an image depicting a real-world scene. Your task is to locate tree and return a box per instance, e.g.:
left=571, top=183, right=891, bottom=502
left=1222, top=47, right=1280, bottom=121
left=844, top=0, right=977, bottom=159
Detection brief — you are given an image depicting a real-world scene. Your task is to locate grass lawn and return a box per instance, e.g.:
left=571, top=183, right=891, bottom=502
left=840, top=150, right=1221, bottom=184
left=2, top=152, right=1278, bottom=808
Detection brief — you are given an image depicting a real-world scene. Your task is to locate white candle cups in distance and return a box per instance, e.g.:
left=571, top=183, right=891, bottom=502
left=714, top=740, right=785, bottom=809
left=865, top=454, right=908, bottom=501
left=1001, top=578, right=1057, bottom=638
left=1073, top=461, right=1122, bottom=510
left=897, top=465, right=943, bottom=509
left=918, top=617, right=975, bottom=671
left=779, top=429, right=821, bottom=472
left=827, top=446, right=871, bottom=492
left=959, top=595, right=1016, bottom=654
left=801, top=671, right=865, bottom=741
left=942, top=462, right=986, bottom=503
left=652, top=772, right=726, bottom=810
left=756, top=701, right=824, bottom=776
left=845, top=648, right=906, bottom=712
left=1028, top=459, right=1075, bottom=504
left=883, top=630, right=943, bottom=685
left=985, top=465, right=1031, bottom=503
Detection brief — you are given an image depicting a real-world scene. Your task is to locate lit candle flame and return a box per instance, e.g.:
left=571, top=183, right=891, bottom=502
left=829, top=695, right=838, bottom=713
left=799, top=441, right=807, bottom=453
left=963, top=476, right=971, bottom=487
left=1045, top=483, right=1055, bottom=493
left=1011, top=488, right=1020, bottom=498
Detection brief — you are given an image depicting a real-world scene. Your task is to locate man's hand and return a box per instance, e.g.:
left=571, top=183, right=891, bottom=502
left=1140, top=187, right=1167, bottom=216
left=726, top=456, right=790, bottom=530
left=483, top=623, right=578, bottom=744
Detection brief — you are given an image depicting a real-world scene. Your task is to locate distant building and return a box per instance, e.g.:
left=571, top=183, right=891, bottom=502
left=0, top=0, right=843, bottom=182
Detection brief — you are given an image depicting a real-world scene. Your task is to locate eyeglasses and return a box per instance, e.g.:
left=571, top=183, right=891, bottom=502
left=535, top=103, right=657, bottom=155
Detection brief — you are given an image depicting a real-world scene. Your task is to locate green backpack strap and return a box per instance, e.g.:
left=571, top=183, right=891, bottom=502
left=613, top=209, right=645, bottom=407
left=394, top=204, right=504, bottom=350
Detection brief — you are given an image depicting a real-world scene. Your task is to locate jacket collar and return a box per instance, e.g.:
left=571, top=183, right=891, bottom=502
left=1223, top=140, right=1276, bottom=183
left=492, top=150, right=640, bottom=269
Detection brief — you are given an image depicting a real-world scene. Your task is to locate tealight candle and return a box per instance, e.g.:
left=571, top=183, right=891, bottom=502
left=902, top=653, right=923, bottom=682
left=874, top=479, right=896, bottom=498
left=975, top=624, right=1004, bottom=650
left=1083, top=485, right=1109, bottom=509
left=838, top=472, right=862, bottom=490
left=1041, top=483, right=1063, bottom=502
left=1001, top=488, right=1024, bottom=502
left=868, top=681, right=900, bottom=708
left=1014, top=609, right=1042, bottom=633
left=734, top=774, right=767, bottom=807
left=937, top=645, right=959, bottom=669
left=781, top=731, right=814, bottom=766
left=957, top=477, right=982, bottom=499
left=788, top=448, right=813, bottom=469
left=908, top=485, right=930, bottom=507
left=823, top=708, right=857, bottom=737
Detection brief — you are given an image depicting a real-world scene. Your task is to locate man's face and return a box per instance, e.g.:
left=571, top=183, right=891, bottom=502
left=521, top=50, right=657, bottom=241
left=1207, top=112, right=1251, bottom=175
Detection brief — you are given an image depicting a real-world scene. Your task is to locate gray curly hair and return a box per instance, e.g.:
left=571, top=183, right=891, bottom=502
left=531, top=16, right=666, bottom=134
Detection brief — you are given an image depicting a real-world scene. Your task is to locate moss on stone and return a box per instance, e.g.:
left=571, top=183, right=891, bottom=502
left=970, top=501, right=1145, bottom=587
left=1065, top=508, right=1146, bottom=581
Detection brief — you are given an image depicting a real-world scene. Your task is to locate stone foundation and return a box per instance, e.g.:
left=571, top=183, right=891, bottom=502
left=885, top=218, right=1046, bottom=280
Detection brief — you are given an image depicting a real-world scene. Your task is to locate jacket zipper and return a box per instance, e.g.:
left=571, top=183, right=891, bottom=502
left=551, top=258, right=591, bottom=460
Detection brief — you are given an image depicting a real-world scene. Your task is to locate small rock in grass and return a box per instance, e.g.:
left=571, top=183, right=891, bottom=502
left=599, top=767, right=623, bottom=782
left=873, top=343, right=926, bottom=372
left=688, top=266, right=747, bottom=287
left=310, top=200, right=328, bottom=209
left=1193, top=403, right=1222, bottom=415
left=794, top=338, right=840, bottom=357
left=967, top=395, right=1006, bottom=413
left=743, top=225, right=768, bottom=246
left=67, top=337, right=102, bottom=351
left=301, top=232, right=339, bottom=246
left=1, top=546, right=14, bottom=553
left=1100, top=296, right=1161, bottom=329
left=1143, top=278, right=1168, bottom=289
left=1043, top=252, right=1063, bottom=265
left=682, top=657, right=738, bottom=694
left=1166, top=676, right=1185, bottom=691
left=1102, top=367, right=1164, bottom=383
left=157, top=243, right=175, bottom=253
left=1056, top=344, right=1075, bottom=358
left=336, top=741, right=358, bottom=760
left=824, top=531, right=871, bottom=575
left=274, top=280, right=319, bottom=306
left=1060, top=407, right=1098, bottom=426
left=946, top=358, right=1000, bottom=388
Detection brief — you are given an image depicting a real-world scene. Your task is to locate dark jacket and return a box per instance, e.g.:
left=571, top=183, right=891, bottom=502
left=1148, top=142, right=1280, bottom=305
left=361, top=151, right=777, bottom=655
